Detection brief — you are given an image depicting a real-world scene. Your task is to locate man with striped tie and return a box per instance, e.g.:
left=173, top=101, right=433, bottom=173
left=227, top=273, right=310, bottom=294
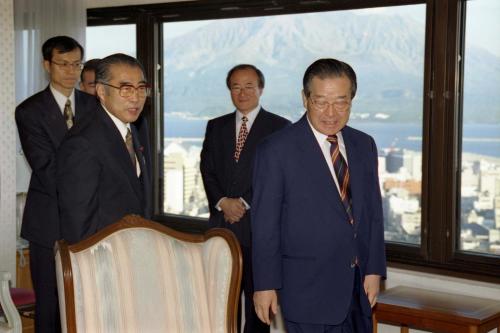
left=252, top=58, right=386, bottom=333
left=200, top=64, right=290, bottom=332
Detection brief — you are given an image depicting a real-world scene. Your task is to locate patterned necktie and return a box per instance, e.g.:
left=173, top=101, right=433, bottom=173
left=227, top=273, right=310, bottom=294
left=125, top=128, right=137, bottom=169
left=327, top=134, right=354, bottom=224
left=64, top=99, right=74, bottom=129
left=234, top=116, right=249, bottom=162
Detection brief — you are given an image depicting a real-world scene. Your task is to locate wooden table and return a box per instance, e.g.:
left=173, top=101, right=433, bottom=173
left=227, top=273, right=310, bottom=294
left=373, top=286, right=500, bottom=333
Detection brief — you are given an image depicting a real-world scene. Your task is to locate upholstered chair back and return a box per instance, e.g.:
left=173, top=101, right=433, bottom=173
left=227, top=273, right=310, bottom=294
left=55, top=215, right=242, bottom=333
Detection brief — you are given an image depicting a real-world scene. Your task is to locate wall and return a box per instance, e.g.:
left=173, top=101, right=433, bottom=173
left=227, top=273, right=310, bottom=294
left=0, top=0, right=17, bottom=277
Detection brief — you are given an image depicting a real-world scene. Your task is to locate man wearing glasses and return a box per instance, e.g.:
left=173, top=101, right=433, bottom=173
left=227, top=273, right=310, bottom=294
left=200, top=64, right=290, bottom=332
left=252, top=59, right=386, bottom=332
left=15, top=35, right=96, bottom=332
left=57, top=53, right=152, bottom=245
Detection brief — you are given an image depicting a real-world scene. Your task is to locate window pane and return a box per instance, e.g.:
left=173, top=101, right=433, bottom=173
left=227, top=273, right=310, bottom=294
left=85, top=24, right=136, bottom=59
left=460, top=0, right=500, bottom=255
left=162, top=5, right=426, bottom=246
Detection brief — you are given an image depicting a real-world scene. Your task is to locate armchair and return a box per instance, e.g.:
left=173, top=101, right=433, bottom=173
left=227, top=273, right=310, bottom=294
left=55, top=215, right=242, bottom=333
left=0, top=272, right=22, bottom=333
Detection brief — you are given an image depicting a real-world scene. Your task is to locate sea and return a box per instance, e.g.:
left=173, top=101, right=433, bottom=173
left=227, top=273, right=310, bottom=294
left=163, top=114, right=500, bottom=158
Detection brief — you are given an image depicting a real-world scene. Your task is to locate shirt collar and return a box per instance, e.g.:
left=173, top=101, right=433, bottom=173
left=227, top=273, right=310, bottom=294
left=50, top=84, right=75, bottom=114
left=101, top=103, right=130, bottom=141
left=237, top=105, right=260, bottom=121
left=236, top=105, right=260, bottom=130
left=306, top=114, right=345, bottom=149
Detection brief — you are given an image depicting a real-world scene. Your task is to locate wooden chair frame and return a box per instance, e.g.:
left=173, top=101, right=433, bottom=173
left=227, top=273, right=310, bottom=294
left=55, top=214, right=242, bottom=333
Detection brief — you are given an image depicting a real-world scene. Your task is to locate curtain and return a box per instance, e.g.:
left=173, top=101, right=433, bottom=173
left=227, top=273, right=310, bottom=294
left=14, top=0, right=86, bottom=103
left=14, top=0, right=86, bottom=192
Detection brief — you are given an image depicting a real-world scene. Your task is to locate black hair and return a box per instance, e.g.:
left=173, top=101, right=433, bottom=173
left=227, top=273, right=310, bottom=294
left=95, top=53, right=146, bottom=83
left=42, top=36, right=84, bottom=61
left=226, top=64, right=265, bottom=89
left=303, top=58, right=357, bottom=99
left=80, top=58, right=101, bottom=82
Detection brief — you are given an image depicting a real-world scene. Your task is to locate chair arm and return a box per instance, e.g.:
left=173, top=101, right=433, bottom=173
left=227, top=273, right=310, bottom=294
left=0, top=271, right=22, bottom=333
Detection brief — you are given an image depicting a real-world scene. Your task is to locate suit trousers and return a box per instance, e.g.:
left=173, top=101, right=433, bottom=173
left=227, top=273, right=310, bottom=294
left=30, top=242, right=61, bottom=333
left=240, top=245, right=270, bottom=333
left=284, top=267, right=372, bottom=333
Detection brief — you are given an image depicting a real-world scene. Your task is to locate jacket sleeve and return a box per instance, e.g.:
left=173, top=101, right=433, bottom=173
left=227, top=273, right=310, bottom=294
left=16, top=106, right=58, bottom=196
left=251, top=139, right=284, bottom=291
left=365, top=137, right=387, bottom=278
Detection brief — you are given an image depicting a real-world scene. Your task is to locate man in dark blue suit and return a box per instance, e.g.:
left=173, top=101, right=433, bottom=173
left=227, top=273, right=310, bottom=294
left=252, top=59, right=386, bottom=332
left=201, top=64, right=290, bottom=332
left=57, top=54, right=152, bottom=244
left=16, top=36, right=96, bottom=332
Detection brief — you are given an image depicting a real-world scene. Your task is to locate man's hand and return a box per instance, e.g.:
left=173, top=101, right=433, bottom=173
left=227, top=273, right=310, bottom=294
left=253, top=290, right=278, bottom=325
left=363, top=274, right=381, bottom=307
left=220, top=198, right=246, bottom=223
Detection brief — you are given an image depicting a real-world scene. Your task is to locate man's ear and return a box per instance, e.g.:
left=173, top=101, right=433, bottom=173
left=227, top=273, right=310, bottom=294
left=43, top=60, right=51, bottom=74
left=96, top=83, right=106, bottom=101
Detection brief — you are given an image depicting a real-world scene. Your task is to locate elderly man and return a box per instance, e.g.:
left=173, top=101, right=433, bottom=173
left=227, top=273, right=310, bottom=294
left=252, top=58, right=386, bottom=333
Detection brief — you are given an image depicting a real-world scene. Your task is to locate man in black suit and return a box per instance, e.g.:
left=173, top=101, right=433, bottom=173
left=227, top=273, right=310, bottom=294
left=57, top=53, right=152, bottom=244
left=15, top=35, right=96, bottom=332
left=79, top=58, right=100, bottom=96
left=200, top=64, right=290, bottom=332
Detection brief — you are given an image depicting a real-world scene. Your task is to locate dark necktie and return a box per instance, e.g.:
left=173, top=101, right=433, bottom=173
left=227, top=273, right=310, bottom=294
left=327, top=134, right=354, bottom=224
left=125, top=128, right=137, bottom=170
left=234, top=116, right=249, bottom=162
left=64, top=99, right=73, bottom=129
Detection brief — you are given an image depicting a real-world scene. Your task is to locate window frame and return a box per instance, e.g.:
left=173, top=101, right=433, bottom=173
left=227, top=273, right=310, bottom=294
left=87, top=0, right=500, bottom=282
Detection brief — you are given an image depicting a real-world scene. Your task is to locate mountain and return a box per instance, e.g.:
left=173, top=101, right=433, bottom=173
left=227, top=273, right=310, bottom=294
left=163, top=11, right=500, bottom=123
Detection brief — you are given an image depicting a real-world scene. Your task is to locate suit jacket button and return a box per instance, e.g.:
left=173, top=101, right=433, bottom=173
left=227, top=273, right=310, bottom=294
left=354, top=233, right=357, bottom=239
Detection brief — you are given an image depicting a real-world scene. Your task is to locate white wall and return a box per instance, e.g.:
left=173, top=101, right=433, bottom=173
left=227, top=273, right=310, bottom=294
left=0, top=0, right=17, bottom=277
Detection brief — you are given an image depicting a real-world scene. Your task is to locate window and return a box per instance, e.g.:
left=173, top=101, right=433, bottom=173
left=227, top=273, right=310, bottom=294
left=87, top=0, right=500, bottom=280
left=162, top=6, right=426, bottom=249
left=459, top=0, right=500, bottom=256
left=85, top=24, right=136, bottom=59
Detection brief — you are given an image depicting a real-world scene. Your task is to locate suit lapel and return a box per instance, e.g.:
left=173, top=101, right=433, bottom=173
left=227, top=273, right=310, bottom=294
left=98, top=107, right=143, bottom=200
left=236, top=108, right=266, bottom=165
left=294, top=115, right=348, bottom=220
left=40, top=87, right=68, bottom=145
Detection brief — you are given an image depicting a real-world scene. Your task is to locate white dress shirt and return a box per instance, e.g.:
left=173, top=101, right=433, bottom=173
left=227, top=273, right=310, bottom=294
left=215, top=105, right=262, bottom=212
left=307, top=116, right=348, bottom=195
left=50, top=85, right=75, bottom=116
left=102, top=104, right=141, bottom=176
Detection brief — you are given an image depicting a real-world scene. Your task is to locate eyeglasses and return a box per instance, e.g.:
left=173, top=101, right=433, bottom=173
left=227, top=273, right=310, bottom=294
left=50, top=60, right=84, bottom=71
left=99, top=82, right=151, bottom=98
left=230, top=85, right=258, bottom=95
left=309, top=97, right=351, bottom=113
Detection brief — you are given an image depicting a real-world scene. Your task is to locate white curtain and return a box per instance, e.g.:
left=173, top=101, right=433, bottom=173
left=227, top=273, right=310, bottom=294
left=14, top=0, right=86, bottom=193
left=14, top=0, right=86, bottom=104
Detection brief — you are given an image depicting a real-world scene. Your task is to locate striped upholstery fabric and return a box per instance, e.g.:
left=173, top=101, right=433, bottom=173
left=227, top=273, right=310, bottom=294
left=57, top=227, right=234, bottom=333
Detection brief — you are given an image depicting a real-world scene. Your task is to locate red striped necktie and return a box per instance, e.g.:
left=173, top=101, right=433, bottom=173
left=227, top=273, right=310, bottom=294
left=327, top=134, right=354, bottom=225
left=234, top=116, right=248, bottom=162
